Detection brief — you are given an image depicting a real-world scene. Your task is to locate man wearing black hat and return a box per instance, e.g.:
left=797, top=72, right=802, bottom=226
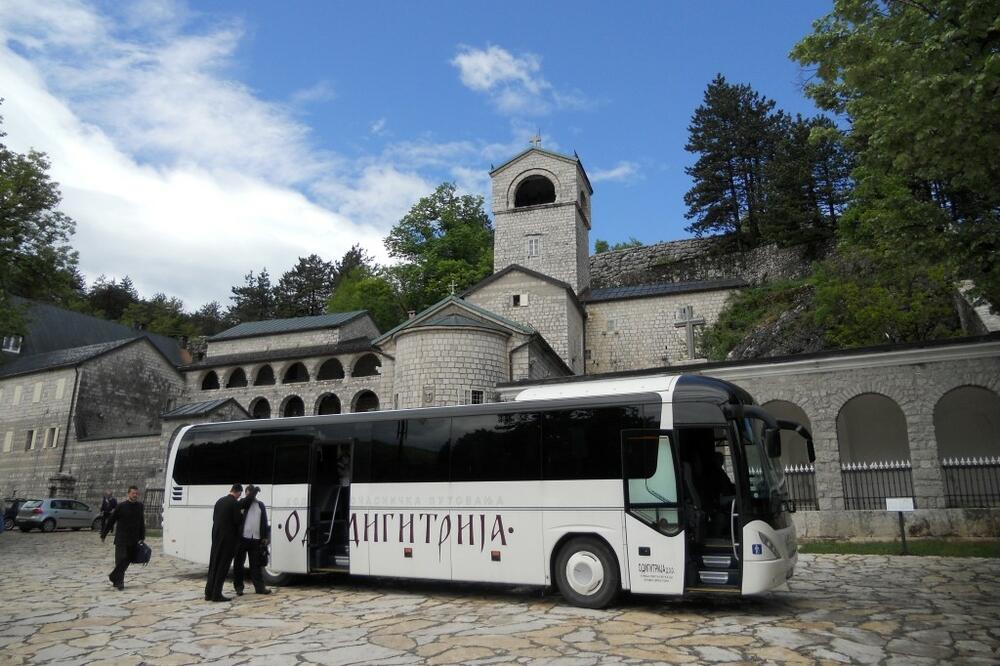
left=205, top=483, right=243, bottom=602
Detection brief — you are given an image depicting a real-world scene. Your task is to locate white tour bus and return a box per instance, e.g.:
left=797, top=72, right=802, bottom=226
left=163, top=374, right=813, bottom=607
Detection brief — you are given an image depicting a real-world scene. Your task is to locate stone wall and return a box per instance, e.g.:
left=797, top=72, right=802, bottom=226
left=207, top=329, right=343, bottom=357
left=62, top=434, right=162, bottom=509
left=584, top=286, right=740, bottom=372
left=0, top=367, right=77, bottom=499
left=466, top=271, right=585, bottom=373
left=391, top=327, right=511, bottom=409
left=74, top=342, right=185, bottom=441
left=588, top=237, right=826, bottom=289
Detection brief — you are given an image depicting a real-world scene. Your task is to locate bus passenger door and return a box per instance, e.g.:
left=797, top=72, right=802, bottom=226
left=621, top=430, right=685, bottom=596
left=270, top=442, right=310, bottom=575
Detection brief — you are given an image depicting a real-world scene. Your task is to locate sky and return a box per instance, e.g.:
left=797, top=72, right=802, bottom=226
left=0, top=0, right=832, bottom=310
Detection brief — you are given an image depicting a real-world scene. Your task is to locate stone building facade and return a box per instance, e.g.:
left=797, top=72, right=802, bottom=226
left=0, top=338, right=184, bottom=505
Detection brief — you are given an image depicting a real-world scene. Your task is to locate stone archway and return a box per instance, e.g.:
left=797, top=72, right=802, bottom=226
left=283, top=362, right=310, bottom=384
left=317, top=358, right=345, bottom=381
left=836, top=393, right=913, bottom=509
left=934, top=385, right=1000, bottom=508
left=250, top=397, right=271, bottom=419
left=201, top=371, right=219, bottom=390
left=352, top=354, right=381, bottom=378
left=281, top=395, right=305, bottom=418
left=352, top=390, right=379, bottom=413
left=226, top=368, right=248, bottom=388
left=316, top=393, right=341, bottom=415
left=254, top=365, right=276, bottom=386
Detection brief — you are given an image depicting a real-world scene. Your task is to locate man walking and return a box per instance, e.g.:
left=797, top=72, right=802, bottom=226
left=100, top=485, right=145, bottom=591
left=205, top=483, right=243, bottom=602
left=100, top=489, right=118, bottom=534
left=233, top=485, right=272, bottom=596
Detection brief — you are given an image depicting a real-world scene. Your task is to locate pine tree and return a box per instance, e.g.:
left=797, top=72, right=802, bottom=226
left=683, top=75, right=785, bottom=246
left=228, top=269, right=275, bottom=323
left=275, top=254, right=336, bottom=317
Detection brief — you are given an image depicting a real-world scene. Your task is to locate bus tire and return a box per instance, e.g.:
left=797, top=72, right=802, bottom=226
left=262, top=566, right=293, bottom=586
left=554, top=536, right=619, bottom=609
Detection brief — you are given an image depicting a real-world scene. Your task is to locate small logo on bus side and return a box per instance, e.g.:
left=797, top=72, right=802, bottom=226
left=752, top=543, right=762, bottom=555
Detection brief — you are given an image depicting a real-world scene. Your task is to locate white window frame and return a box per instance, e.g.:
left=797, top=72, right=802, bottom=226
left=25, top=430, right=36, bottom=451
left=527, top=237, right=540, bottom=257
left=2, top=335, right=23, bottom=353
left=511, top=293, right=530, bottom=307
left=462, top=387, right=487, bottom=405
left=33, top=382, right=43, bottom=403
left=2, top=432, right=12, bottom=453
left=44, top=426, right=60, bottom=449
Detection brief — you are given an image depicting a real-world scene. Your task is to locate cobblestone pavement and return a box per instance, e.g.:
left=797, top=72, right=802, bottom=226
left=1, top=532, right=999, bottom=665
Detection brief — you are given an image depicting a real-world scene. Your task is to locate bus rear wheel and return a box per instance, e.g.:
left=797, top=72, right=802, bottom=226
left=554, top=537, right=619, bottom=609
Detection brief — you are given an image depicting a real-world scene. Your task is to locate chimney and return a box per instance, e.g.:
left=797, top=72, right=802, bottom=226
left=408, top=310, right=416, bottom=319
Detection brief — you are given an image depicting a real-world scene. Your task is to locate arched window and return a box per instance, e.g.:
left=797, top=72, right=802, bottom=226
left=317, top=358, right=345, bottom=381
left=201, top=371, right=219, bottom=390
left=514, top=175, right=556, bottom=207
left=250, top=398, right=271, bottom=419
left=352, top=354, right=381, bottom=378
left=316, top=394, right=341, bottom=415
left=282, top=396, right=305, bottom=418
left=283, top=362, right=310, bottom=384
left=352, top=390, right=379, bottom=413
left=226, top=368, right=248, bottom=388
left=254, top=365, right=275, bottom=386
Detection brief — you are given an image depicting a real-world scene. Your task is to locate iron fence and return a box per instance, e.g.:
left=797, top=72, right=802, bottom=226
left=784, top=464, right=819, bottom=510
left=941, top=457, right=1000, bottom=508
left=143, top=488, right=164, bottom=529
left=841, top=460, right=914, bottom=510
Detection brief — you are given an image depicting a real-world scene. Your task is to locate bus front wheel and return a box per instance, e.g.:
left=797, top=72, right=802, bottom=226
left=262, top=566, right=293, bottom=586
left=554, top=537, right=620, bottom=609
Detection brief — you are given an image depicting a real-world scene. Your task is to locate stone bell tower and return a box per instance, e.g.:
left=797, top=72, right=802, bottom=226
left=490, top=145, right=593, bottom=294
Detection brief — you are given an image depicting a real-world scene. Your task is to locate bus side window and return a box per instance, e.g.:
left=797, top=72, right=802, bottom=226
left=451, top=412, right=540, bottom=481
left=274, top=441, right=310, bottom=484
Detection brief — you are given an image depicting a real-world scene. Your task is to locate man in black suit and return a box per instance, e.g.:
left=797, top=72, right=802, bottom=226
left=100, top=485, right=145, bottom=591
left=233, top=485, right=272, bottom=596
left=205, top=483, right=243, bottom=602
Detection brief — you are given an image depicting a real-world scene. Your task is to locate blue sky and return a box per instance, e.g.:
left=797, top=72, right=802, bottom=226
left=0, top=0, right=832, bottom=308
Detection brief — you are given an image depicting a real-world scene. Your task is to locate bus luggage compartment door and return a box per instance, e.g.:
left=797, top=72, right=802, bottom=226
left=271, top=484, right=309, bottom=574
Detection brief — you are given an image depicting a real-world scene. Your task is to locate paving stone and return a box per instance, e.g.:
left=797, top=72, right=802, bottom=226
left=0, top=533, right=999, bottom=664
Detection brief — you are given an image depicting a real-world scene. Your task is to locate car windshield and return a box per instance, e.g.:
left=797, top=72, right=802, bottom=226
left=738, top=417, right=786, bottom=502
left=21, top=500, right=41, bottom=508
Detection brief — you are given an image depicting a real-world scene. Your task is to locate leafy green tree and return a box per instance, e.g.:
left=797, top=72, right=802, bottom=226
left=384, top=183, right=493, bottom=312
left=275, top=254, right=336, bottom=318
left=683, top=75, right=785, bottom=245
left=326, top=266, right=404, bottom=332
left=228, top=269, right=275, bottom=323
left=189, top=301, right=231, bottom=337
left=1, top=106, right=80, bottom=334
left=792, top=0, right=1000, bottom=306
left=594, top=237, right=644, bottom=253
left=120, top=293, right=197, bottom=338
left=811, top=249, right=961, bottom=347
left=333, top=244, right=375, bottom=290
left=86, top=275, right=140, bottom=321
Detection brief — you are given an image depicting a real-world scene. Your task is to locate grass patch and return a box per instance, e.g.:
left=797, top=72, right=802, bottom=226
left=799, top=539, right=1000, bottom=558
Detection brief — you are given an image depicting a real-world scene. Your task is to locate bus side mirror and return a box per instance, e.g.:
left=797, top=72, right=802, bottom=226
left=765, top=428, right=781, bottom=458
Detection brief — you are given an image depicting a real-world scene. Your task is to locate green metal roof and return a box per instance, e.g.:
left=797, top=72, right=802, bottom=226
left=209, top=311, right=367, bottom=341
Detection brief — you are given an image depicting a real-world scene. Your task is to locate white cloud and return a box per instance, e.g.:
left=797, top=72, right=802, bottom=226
left=369, top=117, right=387, bottom=135
left=451, top=45, right=589, bottom=117
left=0, top=0, right=440, bottom=308
left=591, top=161, right=641, bottom=183
left=291, top=81, right=335, bottom=106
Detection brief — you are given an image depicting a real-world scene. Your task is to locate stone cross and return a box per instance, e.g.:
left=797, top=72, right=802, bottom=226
left=529, top=133, right=542, bottom=147
left=674, top=304, right=705, bottom=359
left=449, top=279, right=457, bottom=295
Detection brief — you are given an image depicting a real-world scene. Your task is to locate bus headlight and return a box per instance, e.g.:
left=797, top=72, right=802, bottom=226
left=757, top=531, right=781, bottom=560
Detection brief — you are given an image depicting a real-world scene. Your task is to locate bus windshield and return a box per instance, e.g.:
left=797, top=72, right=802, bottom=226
left=738, top=417, right=786, bottom=504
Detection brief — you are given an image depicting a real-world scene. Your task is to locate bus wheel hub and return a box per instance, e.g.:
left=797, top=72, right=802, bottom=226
left=566, top=551, right=603, bottom=595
